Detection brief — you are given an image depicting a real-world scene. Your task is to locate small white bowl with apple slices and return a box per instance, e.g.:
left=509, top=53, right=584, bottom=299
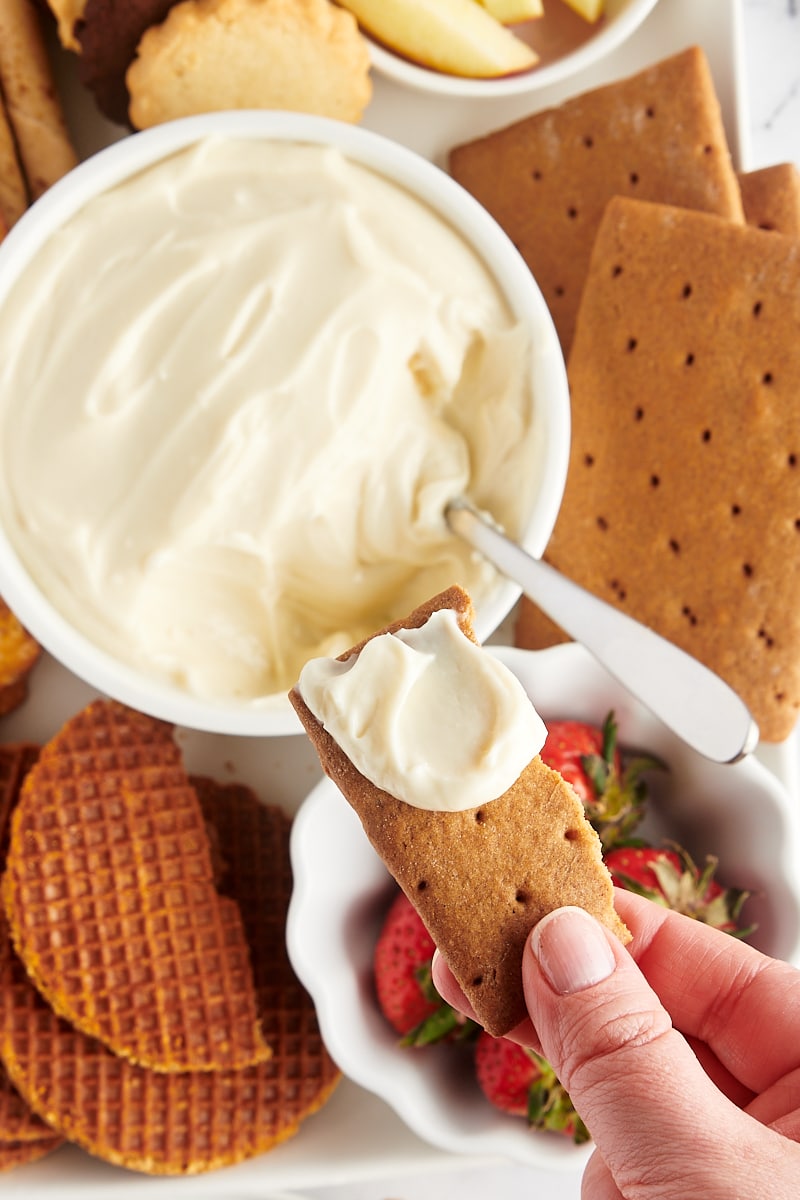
left=339, top=0, right=660, bottom=97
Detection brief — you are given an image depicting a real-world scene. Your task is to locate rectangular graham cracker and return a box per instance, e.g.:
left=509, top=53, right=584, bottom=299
left=449, top=46, right=743, bottom=353
left=738, top=163, right=800, bottom=236
left=522, top=195, right=800, bottom=742
left=290, top=585, right=629, bottom=1038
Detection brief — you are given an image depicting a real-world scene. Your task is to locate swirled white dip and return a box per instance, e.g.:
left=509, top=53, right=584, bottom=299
left=0, top=138, right=538, bottom=703
left=299, top=608, right=546, bottom=810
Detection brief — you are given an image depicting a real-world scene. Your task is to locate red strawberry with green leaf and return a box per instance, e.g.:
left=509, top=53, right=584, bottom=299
left=605, top=843, right=752, bottom=935
left=374, top=890, right=478, bottom=1046
left=474, top=1031, right=590, bottom=1143
left=541, top=711, right=664, bottom=851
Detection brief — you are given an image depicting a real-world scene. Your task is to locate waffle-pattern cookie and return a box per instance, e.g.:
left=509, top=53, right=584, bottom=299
left=2, top=700, right=271, bottom=1073
left=0, top=783, right=340, bottom=1174
left=0, top=743, right=61, bottom=1154
left=0, top=1134, right=63, bottom=1172
left=0, top=600, right=40, bottom=718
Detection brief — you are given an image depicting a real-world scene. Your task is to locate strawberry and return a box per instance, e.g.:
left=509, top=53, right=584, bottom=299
left=373, top=890, right=478, bottom=1046
left=474, top=1031, right=590, bottom=1143
left=540, top=710, right=664, bottom=851
left=605, top=843, right=751, bottom=934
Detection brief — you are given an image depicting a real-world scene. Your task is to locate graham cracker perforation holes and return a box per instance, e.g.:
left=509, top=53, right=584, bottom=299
left=609, top=579, right=626, bottom=601
left=645, top=105, right=656, bottom=118
left=627, top=337, right=638, bottom=352
left=474, top=810, right=486, bottom=824
left=596, top=516, right=608, bottom=531
left=753, top=300, right=763, bottom=317
left=758, top=628, right=775, bottom=649
left=731, top=504, right=742, bottom=516
left=471, top=974, right=483, bottom=987
left=650, top=474, right=660, bottom=488
left=682, top=605, right=698, bottom=626
left=629, top=172, right=639, bottom=186
left=685, top=352, right=695, bottom=366
left=584, top=453, right=595, bottom=467
left=515, top=889, right=530, bottom=905
left=532, top=168, right=543, bottom=181
left=611, top=264, right=623, bottom=278
left=701, top=428, right=711, bottom=442
left=743, top=563, right=754, bottom=578
left=567, top=206, right=578, bottom=219
left=789, top=454, right=797, bottom=468
left=634, top=406, right=644, bottom=421
left=563, top=829, right=580, bottom=842
left=682, top=283, right=693, bottom=298
left=669, top=539, right=680, bottom=554
left=416, top=880, right=427, bottom=892
left=583, top=135, right=594, bottom=148
left=762, top=372, right=774, bottom=385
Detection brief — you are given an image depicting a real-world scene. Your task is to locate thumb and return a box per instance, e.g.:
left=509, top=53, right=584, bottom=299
left=524, top=906, right=755, bottom=1196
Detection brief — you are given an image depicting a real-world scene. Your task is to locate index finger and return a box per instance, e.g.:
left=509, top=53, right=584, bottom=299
left=615, top=889, right=800, bottom=1094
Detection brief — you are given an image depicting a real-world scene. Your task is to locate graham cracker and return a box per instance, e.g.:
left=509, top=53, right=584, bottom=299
left=449, top=46, right=743, bottom=353
left=520, top=195, right=800, bottom=743
left=738, top=163, right=800, bottom=236
left=290, top=585, right=629, bottom=1038
left=0, top=91, right=26, bottom=228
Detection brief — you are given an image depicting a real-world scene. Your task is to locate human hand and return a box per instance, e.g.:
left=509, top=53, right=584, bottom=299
left=432, top=889, right=800, bottom=1199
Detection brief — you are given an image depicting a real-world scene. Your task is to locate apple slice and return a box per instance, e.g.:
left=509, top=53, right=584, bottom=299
left=477, top=0, right=544, bottom=22
left=560, top=0, right=605, bottom=21
left=337, top=0, right=539, bottom=78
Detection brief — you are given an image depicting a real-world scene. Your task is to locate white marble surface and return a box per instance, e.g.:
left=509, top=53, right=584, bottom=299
left=293, top=3, right=800, bottom=1198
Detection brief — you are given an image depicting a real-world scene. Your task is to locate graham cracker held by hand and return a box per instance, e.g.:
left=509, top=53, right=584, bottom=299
left=738, top=163, right=800, bottom=236
left=520, top=195, right=800, bottom=743
left=290, top=585, right=629, bottom=1038
left=449, top=45, right=743, bottom=354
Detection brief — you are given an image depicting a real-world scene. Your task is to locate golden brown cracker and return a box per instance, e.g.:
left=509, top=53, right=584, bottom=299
left=0, top=0, right=78, bottom=199
left=536, top=195, right=800, bottom=743
left=2, top=699, right=272, bottom=1074
left=290, top=585, right=629, bottom=1038
left=0, top=600, right=40, bottom=717
left=127, top=0, right=372, bottom=129
left=449, top=46, right=743, bottom=353
left=738, top=163, right=800, bottom=236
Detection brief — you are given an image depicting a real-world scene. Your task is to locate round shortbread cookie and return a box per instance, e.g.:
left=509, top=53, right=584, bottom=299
left=127, top=0, right=372, bottom=129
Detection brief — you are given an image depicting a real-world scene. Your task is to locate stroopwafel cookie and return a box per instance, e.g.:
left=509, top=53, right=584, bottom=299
left=2, top=699, right=271, bottom=1073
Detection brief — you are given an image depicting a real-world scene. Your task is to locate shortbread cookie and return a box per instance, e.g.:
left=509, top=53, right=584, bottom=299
left=127, top=0, right=372, bottom=129
left=738, top=163, right=800, bottom=235
left=2, top=699, right=272, bottom=1073
left=521, top=196, right=800, bottom=742
left=290, top=585, right=629, bottom=1038
left=449, top=46, right=743, bottom=352
left=0, top=0, right=78, bottom=199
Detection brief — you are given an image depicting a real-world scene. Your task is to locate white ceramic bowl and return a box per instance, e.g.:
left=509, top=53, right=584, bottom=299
left=0, top=110, right=569, bottom=738
left=366, top=0, right=660, bottom=99
left=287, top=642, right=800, bottom=1168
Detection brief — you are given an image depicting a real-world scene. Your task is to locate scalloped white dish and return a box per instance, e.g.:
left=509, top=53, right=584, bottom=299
left=287, top=643, right=800, bottom=1169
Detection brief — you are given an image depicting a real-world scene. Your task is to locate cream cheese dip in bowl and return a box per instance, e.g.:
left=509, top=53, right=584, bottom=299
left=0, top=110, right=569, bottom=736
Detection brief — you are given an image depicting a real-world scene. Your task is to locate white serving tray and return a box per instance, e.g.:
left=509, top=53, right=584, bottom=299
left=4, top=0, right=796, bottom=1193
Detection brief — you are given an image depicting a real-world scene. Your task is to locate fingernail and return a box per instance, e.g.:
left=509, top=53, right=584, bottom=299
left=530, top=907, right=616, bottom=995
